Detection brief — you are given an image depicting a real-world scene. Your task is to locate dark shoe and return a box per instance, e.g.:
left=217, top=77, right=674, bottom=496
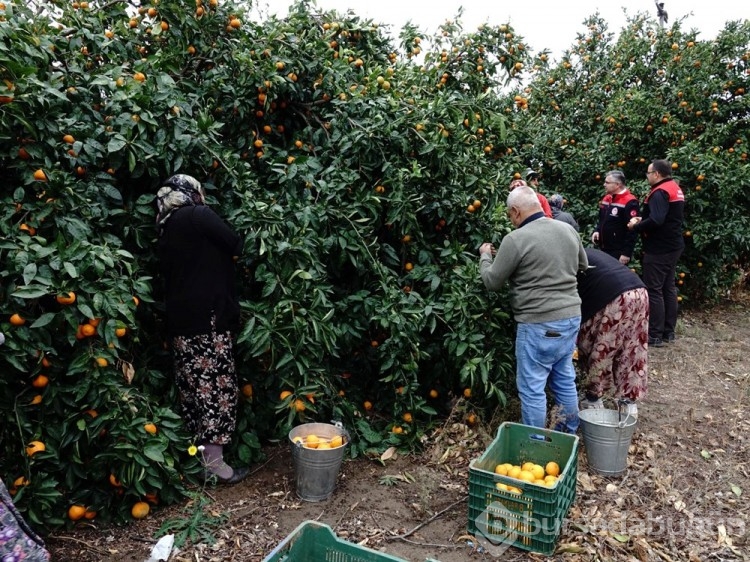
left=648, top=337, right=664, bottom=347
left=580, top=394, right=604, bottom=410
left=202, top=466, right=250, bottom=485
left=580, top=397, right=604, bottom=410
left=217, top=466, right=249, bottom=485
left=663, top=333, right=676, bottom=343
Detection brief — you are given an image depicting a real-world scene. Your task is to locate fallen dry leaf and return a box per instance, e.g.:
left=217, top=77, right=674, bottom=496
left=380, top=446, right=397, bottom=461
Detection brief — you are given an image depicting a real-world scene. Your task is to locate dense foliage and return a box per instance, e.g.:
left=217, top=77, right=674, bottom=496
left=0, top=0, right=747, bottom=531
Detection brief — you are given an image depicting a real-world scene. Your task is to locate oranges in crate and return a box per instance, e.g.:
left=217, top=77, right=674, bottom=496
left=494, top=459, right=561, bottom=488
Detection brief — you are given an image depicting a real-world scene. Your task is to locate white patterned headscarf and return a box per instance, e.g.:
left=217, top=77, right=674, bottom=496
left=156, top=174, right=206, bottom=235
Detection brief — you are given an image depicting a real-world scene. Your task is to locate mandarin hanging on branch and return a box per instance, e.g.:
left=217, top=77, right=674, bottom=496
left=31, top=375, right=49, bottom=388
left=56, top=291, right=76, bottom=305
left=26, top=441, right=46, bottom=457
left=10, top=313, right=26, bottom=326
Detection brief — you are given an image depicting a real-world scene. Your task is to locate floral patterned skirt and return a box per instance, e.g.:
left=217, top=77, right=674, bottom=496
left=577, top=287, right=649, bottom=401
left=0, top=479, right=50, bottom=561
left=172, top=320, right=238, bottom=445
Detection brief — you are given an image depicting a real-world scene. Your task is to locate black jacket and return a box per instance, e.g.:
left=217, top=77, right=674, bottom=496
left=577, top=249, right=645, bottom=322
left=634, top=178, right=686, bottom=254
left=595, top=190, right=640, bottom=259
left=158, top=205, right=242, bottom=337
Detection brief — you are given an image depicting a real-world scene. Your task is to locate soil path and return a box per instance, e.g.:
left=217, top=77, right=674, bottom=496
left=46, top=300, right=750, bottom=561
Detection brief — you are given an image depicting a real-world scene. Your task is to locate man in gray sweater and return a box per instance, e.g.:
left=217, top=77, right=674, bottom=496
left=479, top=186, right=588, bottom=433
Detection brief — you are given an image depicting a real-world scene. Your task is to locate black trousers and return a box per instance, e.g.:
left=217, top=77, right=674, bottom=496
left=642, top=248, right=683, bottom=339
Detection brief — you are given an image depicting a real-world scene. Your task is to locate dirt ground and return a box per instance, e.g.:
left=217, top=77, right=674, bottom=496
left=45, top=296, right=750, bottom=562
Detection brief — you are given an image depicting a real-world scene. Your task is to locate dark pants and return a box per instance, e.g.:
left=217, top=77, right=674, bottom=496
left=642, top=248, right=683, bottom=339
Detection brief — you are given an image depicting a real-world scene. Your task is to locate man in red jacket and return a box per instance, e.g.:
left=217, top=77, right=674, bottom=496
left=628, top=159, right=685, bottom=347
left=510, top=178, right=552, bottom=218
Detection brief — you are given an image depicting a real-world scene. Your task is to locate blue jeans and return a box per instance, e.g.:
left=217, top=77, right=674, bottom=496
left=515, top=317, right=581, bottom=433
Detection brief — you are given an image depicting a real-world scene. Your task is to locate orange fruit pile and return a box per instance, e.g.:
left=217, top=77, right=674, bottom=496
left=494, top=460, right=562, bottom=492
left=292, top=433, right=346, bottom=450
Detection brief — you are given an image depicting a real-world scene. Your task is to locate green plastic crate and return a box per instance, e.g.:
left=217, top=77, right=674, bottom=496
left=467, top=422, right=579, bottom=555
left=263, top=521, right=408, bottom=562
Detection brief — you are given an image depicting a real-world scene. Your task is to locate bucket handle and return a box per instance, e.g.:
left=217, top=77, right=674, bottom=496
left=616, top=399, right=635, bottom=427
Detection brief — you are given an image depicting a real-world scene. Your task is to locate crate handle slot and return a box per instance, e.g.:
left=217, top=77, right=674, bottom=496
left=528, top=433, right=551, bottom=442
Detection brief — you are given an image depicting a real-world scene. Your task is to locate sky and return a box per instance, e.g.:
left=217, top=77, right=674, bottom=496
left=253, top=0, right=749, bottom=60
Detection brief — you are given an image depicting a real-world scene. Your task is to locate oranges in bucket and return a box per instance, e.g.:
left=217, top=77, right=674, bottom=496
left=291, top=433, right=346, bottom=449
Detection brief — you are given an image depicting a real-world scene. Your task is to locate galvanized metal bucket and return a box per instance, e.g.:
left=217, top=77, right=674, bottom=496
left=288, top=422, right=349, bottom=502
left=578, top=405, right=637, bottom=476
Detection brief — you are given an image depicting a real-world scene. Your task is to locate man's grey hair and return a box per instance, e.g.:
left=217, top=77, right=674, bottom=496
left=606, top=170, right=626, bottom=185
left=507, top=185, right=542, bottom=212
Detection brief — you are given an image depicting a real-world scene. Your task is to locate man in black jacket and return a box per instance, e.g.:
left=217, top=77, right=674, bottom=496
left=592, top=171, right=640, bottom=265
left=628, top=160, right=686, bottom=347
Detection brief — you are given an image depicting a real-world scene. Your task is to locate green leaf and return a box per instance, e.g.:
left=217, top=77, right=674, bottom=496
left=78, top=303, right=94, bottom=320
left=356, top=419, right=383, bottom=444
left=30, top=313, right=56, bottom=328
left=102, top=184, right=123, bottom=203
left=700, top=449, right=712, bottom=460
left=290, top=269, right=313, bottom=281
left=12, top=286, right=48, bottom=299
left=63, top=261, right=78, bottom=279
left=144, top=446, right=166, bottom=463
left=22, top=263, right=37, bottom=285
left=730, top=484, right=742, bottom=497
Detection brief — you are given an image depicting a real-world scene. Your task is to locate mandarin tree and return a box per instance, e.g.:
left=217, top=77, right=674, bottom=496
left=1, top=0, right=523, bottom=530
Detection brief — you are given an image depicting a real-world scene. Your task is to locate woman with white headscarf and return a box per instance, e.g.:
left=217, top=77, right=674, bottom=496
left=156, top=174, right=248, bottom=484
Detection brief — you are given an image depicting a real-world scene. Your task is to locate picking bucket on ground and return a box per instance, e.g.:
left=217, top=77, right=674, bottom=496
left=288, top=422, right=349, bottom=502
left=578, top=407, right=637, bottom=476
